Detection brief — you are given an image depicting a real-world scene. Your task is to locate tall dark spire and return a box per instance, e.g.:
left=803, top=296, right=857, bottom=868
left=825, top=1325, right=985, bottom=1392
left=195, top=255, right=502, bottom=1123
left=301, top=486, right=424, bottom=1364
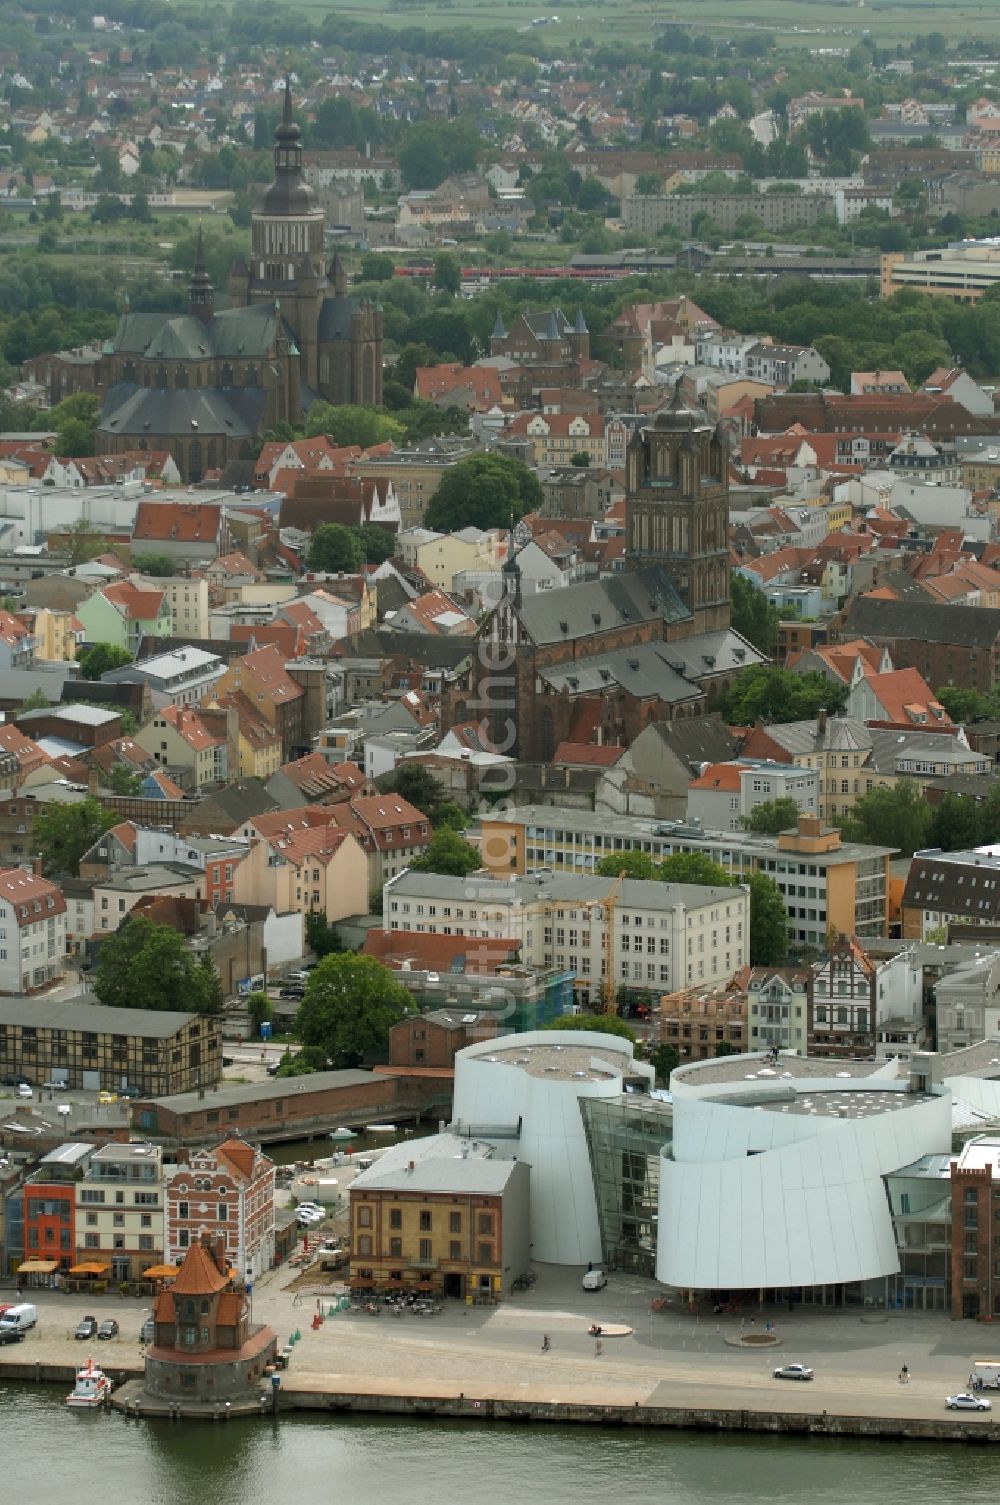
left=189, top=220, right=214, bottom=323
left=259, top=77, right=316, bottom=216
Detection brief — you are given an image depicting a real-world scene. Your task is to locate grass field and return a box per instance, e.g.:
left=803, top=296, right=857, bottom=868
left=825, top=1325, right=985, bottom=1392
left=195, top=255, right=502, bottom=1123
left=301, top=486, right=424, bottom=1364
left=277, top=0, right=1000, bottom=50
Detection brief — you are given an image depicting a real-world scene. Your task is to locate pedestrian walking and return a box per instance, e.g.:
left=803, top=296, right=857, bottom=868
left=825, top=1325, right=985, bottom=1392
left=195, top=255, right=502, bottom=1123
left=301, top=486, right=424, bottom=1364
left=595, top=1337, right=603, bottom=1356
left=541, top=1334, right=550, bottom=1352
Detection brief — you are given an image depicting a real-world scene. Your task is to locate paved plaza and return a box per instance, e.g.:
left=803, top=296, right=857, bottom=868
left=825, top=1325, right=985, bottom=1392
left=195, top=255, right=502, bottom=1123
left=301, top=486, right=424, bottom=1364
left=6, top=1263, right=999, bottom=1424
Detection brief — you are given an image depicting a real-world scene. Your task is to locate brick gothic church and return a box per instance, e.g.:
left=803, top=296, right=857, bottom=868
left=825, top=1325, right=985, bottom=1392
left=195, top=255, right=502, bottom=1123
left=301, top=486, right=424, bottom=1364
left=96, top=83, right=383, bottom=482
left=453, top=392, right=747, bottom=762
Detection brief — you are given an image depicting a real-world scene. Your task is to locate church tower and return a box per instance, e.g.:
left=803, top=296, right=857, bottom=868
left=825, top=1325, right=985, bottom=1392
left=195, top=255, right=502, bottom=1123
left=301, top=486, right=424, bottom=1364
left=188, top=223, right=214, bottom=325
left=240, top=80, right=326, bottom=388
left=624, top=385, right=731, bottom=633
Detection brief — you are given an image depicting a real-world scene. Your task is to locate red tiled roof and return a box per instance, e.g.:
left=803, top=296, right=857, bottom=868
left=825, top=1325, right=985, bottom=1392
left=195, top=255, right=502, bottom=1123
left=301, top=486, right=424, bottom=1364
left=133, top=500, right=222, bottom=543
left=0, top=868, right=66, bottom=923
left=552, top=741, right=625, bottom=767
left=363, top=929, right=521, bottom=974
left=688, top=762, right=746, bottom=791
left=102, top=581, right=166, bottom=621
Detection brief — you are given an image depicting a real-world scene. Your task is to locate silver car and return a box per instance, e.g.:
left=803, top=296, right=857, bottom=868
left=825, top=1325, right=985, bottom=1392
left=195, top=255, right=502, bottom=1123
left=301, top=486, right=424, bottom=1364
left=773, top=1363, right=814, bottom=1381
left=946, top=1393, right=991, bottom=1411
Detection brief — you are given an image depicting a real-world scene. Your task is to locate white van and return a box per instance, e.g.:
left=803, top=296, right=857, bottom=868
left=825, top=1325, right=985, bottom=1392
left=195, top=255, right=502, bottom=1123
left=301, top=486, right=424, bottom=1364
left=0, top=1302, right=37, bottom=1333
left=582, top=1270, right=607, bottom=1291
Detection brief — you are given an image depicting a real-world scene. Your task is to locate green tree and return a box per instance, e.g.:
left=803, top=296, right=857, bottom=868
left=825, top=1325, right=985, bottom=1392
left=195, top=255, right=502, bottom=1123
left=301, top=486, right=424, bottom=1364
left=838, top=782, right=931, bottom=857
left=131, top=551, right=176, bottom=577
left=355, top=523, right=397, bottom=565
left=715, top=1041, right=738, bottom=1057
left=649, top=1042, right=680, bottom=1083
left=105, top=764, right=144, bottom=796
left=748, top=871, right=788, bottom=965
left=927, top=790, right=993, bottom=853
left=306, top=523, right=364, bottom=574
left=658, top=852, right=733, bottom=888
left=305, top=908, right=342, bottom=959
left=303, top=403, right=404, bottom=447
left=743, top=798, right=801, bottom=835
left=409, top=827, right=480, bottom=877
left=34, top=796, right=111, bottom=877
left=58, top=413, right=97, bottom=459
left=935, top=684, right=996, bottom=724
left=720, top=666, right=848, bottom=726
left=246, top=989, right=273, bottom=1036
left=570, top=451, right=591, bottom=467
left=93, top=915, right=221, bottom=1013
left=197, top=953, right=225, bottom=1015
left=433, top=251, right=461, bottom=295
left=543, top=1012, right=636, bottom=1041
left=77, top=642, right=133, bottom=680
left=296, top=953, right=412, bottom=1067
left=360, top=252, right=396, bottom=281
left=730, top=573, right=779, bottom=657
left=62, top=516, right=104, bottom=566
left=388, top=763, right=450, bottom=823
left=595, top=852, right=657, bottom=880
left=424, top=453, right=542, bottom=533
left=19, top=688, right=52, bottom=713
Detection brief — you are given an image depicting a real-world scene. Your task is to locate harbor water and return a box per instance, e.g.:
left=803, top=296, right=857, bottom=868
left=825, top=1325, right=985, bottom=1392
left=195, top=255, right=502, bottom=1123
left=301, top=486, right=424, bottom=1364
left=5, top=1381, right=1000, bottom=1505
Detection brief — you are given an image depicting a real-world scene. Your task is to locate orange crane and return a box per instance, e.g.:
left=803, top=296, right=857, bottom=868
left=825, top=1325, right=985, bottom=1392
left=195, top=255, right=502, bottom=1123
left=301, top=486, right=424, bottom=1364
left=535, top=871, right=625, bottom=1014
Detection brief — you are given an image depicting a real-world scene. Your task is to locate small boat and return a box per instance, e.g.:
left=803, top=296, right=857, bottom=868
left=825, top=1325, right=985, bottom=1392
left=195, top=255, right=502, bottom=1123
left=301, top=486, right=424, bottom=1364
left=369, top=1123, right=397, bottom=1134
left=66, top=1357, right=113, bottom=1408
left=329, top=1127, right=355, bottom=1142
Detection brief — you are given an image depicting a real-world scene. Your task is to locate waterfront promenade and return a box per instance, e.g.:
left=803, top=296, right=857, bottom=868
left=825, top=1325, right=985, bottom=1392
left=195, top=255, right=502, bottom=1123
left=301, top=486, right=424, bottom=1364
left=3, top=1263, right=999, bottom=1435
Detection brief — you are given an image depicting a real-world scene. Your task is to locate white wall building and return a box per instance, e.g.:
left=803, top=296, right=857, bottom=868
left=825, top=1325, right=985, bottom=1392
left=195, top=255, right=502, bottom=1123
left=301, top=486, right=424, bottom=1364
left=384, top=870, right=750, bottom=1000
left=656, top=1054, right=952, bottom=1294
left=0, top=867, right=67, bottom=993
left=451, top=1031, right=653, bottom=1266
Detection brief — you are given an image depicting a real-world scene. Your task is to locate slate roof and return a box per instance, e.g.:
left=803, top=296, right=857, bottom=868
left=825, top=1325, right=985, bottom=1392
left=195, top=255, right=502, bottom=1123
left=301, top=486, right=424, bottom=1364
left=843, top=596, right=1000, bottom=649
left=760, top=716, right=873, bottom=758
left=540, top=640, right=702, bottom=703
left=98, top=383, right=265, bottom=440
left=514, top=565, right=689, bottom=646
left=113, top=303, right=282, bottom=362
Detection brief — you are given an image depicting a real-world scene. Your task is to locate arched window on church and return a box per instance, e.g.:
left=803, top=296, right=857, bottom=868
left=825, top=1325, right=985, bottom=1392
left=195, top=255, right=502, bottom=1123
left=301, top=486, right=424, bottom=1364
left=123, top=360, right=136, bottom=384
left=245, top=366, right=258, bottom=385
left=362, top=345, right=375, bottom=405
left=221, top=363, right=233, bottom=387
left=188, top=439, right=202, bottom=481
left=155, top=365, right=167, bottom=390
left=175, top=367, right=188, bottom=390
left=205, top=439, right=217, bottom=472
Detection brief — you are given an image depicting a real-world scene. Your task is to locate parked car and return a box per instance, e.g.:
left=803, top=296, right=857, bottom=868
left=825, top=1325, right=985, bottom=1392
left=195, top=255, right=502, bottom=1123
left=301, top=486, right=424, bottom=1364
left=773, top=1364, right=814, bottom=1381
left=284, top=970, right=309, bottom=984
left=140, top=1317, right=155, bottom=1344
left=297, top=1202, right=325, bottom=1225
left=119, top=1086, right=141, bottom=1099
left=17, top=1083, right=32, bottom=1099
left=97, top=1090, right=118, bottom=1105
left=582, top=1269, right=607, bottom=1291
left=97, top=1319, right=119, bottom=1340
left=0, top=1325, right=24, bottom=1345
left=947, top=1393, right=991, bottom=1411
left=75, top=1315, right=98, bottom=1340
left=280, top=986, right=305, bottom=1000
left=42, top=1078, right=67, bottom=1090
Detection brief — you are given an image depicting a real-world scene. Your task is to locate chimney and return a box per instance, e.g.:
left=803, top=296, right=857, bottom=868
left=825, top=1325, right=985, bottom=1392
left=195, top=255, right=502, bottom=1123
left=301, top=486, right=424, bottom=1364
left=816, top=708, right=828, bottom=736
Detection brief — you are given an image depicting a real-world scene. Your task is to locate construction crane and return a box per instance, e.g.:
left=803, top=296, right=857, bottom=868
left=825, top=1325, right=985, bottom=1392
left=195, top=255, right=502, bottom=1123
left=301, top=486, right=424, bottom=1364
left=534, top=870, right=625, bottom=1015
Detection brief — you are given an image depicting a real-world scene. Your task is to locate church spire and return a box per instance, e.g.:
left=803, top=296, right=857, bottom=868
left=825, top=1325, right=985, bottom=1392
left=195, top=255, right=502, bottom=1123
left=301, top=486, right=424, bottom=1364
left=189, top=220, right=214, bottom=324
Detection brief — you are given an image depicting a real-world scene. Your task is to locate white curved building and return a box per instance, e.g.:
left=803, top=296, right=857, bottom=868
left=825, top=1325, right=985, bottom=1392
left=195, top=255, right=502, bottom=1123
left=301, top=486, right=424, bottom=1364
left=452, top=1031, right=654, bottom=1266
left=657, top=1054, right=952, bottom=1294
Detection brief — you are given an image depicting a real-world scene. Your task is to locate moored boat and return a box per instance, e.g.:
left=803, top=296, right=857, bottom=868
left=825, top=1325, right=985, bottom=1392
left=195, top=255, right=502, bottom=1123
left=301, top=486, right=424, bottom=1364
left=329, top=1127, right=355, bottom=1142
left=66, top=1358, right=113, bottom=1408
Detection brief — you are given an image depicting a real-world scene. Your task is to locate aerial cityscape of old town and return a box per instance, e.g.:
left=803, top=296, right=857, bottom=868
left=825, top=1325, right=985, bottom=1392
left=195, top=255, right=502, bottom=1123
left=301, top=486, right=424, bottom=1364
left=8, top=0, right=1000, bottom=1496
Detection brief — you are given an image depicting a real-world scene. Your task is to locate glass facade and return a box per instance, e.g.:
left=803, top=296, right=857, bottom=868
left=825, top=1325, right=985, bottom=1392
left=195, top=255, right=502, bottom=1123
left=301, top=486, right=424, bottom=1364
left=581, top=1094, right=672, bottom=1277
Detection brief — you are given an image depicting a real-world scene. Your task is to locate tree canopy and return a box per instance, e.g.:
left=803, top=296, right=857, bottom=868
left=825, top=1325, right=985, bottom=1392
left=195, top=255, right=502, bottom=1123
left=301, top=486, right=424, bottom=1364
left=93, top=915, right=224, bottom=1014
left=424, top=452, right=543, bottom=533
left=296, top=953, right=412, bottom=1067
left=743, top=797, right=802, bottom=835
left=77, top=642, right=133, bottom=681
left=747, top=871, right=788, bottom=965
left=720, top=665, right=848, bottom=726
left=838, top=781, right=931, bottom=856
left=306, top=523, right=364, bottom=574
left=409, top=827, right=480, bottom=877
left=34, top=796, right=112, bottom=877
left=542, top=1012, right=636, bottom=1041
left=303, top=403, right=404, bottom=447
left=731, top=573, right=779, bottom=657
